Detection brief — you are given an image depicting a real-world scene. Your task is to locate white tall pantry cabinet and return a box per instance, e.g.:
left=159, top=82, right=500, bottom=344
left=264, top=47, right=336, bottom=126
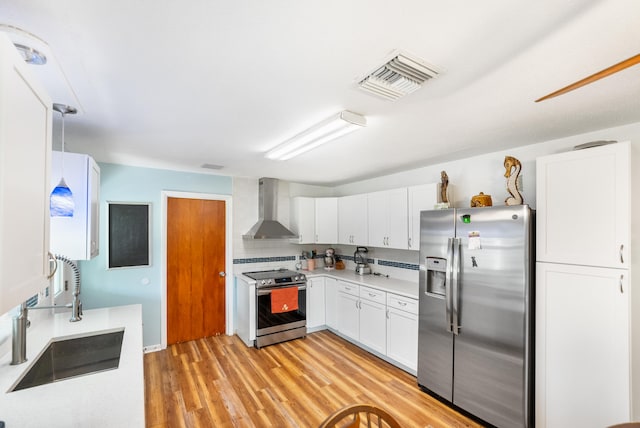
left=535, top=141, right=638, bottom=427
left=0, top=34, right=52, bottom=315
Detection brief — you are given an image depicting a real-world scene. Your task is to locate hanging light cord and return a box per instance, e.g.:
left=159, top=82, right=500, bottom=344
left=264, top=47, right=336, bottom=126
left=60, top=111, right=66, bottom=177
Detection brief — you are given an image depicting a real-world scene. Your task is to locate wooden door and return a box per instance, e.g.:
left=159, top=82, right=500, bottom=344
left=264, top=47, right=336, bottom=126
left=167, top=197, right=226, bottom=344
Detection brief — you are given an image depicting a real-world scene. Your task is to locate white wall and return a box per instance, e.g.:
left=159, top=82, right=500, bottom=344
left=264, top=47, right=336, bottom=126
left=334, top=121, right=640, bottom=210
left=231, top=121, right=640, bottom=282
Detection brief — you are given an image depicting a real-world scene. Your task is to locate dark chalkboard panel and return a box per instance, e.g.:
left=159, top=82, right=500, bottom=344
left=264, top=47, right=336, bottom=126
left=108, top=203, right=150, bottom=268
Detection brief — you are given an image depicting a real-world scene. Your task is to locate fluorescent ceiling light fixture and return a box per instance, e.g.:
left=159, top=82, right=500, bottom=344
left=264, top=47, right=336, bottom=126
left=265, top=110, right=367, bottom=161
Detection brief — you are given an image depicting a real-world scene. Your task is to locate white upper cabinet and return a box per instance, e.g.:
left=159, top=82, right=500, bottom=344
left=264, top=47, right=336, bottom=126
left=315, top=197, right=338, bottom=244
left=0, top=34, right=52, bottom=314
left=290, top=196, right=337, bottom=244
left=407, top=184, right=439, bottom=251
left=367, top=188, right=408, bottom=249
left=50, top=152, right=100, bottom=260
left=338, top=194, right=368, bottom=245
left=536, top=142, right=630, bottom=268
left=291, top=197, right=315, bottom=244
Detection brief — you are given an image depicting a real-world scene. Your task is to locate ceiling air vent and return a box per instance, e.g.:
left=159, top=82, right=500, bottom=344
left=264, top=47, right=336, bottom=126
left=358, top=51, right=440, bottom=101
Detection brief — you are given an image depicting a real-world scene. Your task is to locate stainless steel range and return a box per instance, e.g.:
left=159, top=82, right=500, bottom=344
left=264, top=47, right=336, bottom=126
left=243, top=269, right=307, bottom=348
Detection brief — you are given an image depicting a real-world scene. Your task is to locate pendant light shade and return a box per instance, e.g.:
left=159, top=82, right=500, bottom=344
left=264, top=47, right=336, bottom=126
left=50, top=103, right=77, bottom=217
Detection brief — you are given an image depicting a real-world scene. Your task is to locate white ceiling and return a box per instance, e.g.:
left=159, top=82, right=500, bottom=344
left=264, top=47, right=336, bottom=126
left=2, top=0, right=639, bottom=185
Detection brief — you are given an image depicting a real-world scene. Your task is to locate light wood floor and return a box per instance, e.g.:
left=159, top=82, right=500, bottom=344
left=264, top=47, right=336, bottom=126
left=144, top=330, right=484, bottom=428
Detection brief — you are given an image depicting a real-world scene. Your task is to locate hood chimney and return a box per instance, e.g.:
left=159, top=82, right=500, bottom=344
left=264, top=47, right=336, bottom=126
left=243, top=178, right=298, bottom=240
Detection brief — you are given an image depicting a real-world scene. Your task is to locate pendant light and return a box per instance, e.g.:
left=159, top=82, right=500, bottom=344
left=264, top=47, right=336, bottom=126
left=50, top=103, right=77, bottom=217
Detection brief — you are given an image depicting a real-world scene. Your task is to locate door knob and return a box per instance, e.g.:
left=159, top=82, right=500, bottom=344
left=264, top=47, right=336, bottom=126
left=219, top=271, right=226, bottom=277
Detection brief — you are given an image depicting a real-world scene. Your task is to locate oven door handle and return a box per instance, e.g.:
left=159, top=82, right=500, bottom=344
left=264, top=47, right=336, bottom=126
left=257, top=285, right=307, bottom=296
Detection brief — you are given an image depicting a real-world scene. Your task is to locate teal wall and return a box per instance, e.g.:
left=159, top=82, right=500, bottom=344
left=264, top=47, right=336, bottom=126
left=79, top=163, right=232, bottom=347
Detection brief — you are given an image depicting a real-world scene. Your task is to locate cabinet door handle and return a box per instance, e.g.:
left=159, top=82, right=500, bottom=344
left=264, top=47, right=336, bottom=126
left=620, top=274, right=624, bottom=293
left=386, top=309, right=389, bottom=319
left=408, top=237, right=412, bottom=248
left=620, top=244, right=624, bottom=264
left=398, top=301, right=407, bottom=307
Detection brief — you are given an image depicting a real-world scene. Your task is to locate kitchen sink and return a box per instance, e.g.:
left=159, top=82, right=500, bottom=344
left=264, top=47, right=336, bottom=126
left=10, top=328, right=125, bottom=392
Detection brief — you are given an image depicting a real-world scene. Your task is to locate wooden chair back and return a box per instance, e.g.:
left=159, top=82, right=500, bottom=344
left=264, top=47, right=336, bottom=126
left=319, top=404, right=402, bottom=428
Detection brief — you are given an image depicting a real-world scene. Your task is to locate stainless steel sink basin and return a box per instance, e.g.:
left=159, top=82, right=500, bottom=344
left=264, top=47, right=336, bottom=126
left=10, top=328, right=124, bottom=392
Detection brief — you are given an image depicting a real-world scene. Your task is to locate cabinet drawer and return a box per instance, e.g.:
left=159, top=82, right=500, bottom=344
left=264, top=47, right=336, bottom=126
left=338, top=281, right=359, bottom=297
left=387, top=294, right=418, bottom=315
left=360, top=286, right=386, bottom=304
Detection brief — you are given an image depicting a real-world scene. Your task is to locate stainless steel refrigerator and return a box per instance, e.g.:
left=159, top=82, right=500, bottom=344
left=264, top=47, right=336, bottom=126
left=417, top=205, right=534, bottom=428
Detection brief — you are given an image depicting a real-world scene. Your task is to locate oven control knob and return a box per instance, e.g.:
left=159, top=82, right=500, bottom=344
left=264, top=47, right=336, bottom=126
left=260, top=280, right=266, bottom=286
left=294, top=275, right=300, bottom=281
left=267, top=279, right=273, bottom=285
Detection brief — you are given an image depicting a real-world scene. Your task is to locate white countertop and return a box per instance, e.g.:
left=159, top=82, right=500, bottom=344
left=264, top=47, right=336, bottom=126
left=0, top=304, right=144, bottom=428
left=237, top=268, right=418, bottom=299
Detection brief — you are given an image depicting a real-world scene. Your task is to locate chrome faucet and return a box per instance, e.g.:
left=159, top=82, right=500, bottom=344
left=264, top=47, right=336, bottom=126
left=56, top=255, right=82, bottom=323
left=11, top=301, right=80, bottom=365
left=11, top=255, right=83, bottom=365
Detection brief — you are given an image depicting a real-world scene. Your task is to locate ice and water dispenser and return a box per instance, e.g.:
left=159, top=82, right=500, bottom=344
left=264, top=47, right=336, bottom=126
left=425, top=257, right=447, bottom=296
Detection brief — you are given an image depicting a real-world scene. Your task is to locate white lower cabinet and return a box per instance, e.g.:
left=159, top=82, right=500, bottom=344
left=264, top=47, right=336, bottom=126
left=386, top=294, right=418, bottom=371
left=536, top=262, right=630, bottom=427
left=336, top=282, right=388, bottom=355
left=359, top=297, right=386, bottom=354
left=337, top=282, right=360, bottom=339
left=307, top=277, right=326, bottom=330
left=324, top=277, right=339, bottom=329
left=324, top=277, right=418, bottom=374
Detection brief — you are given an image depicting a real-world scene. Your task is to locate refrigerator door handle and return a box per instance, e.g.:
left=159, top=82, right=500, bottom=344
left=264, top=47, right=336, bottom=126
left=445, top=237, right=454, bottom=333
left=451, top=237, right=461, bottom=335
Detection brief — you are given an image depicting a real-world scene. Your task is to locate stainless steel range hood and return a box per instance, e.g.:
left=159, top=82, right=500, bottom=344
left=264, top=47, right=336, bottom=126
left=243, top=178, right=298, bottom=240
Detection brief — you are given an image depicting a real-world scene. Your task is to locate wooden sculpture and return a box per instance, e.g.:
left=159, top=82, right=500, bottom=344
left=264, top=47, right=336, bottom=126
left=440, top=170, right=449, bottom=204
left=504, top=155, right=523, bottom=205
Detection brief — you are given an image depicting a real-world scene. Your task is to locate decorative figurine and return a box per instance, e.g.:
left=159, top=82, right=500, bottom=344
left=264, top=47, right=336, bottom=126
left=470, top=192, right=492, bottom=207
left=440, top=170, right=449, bottom=205
left=504, top=155, right=523, bottom=205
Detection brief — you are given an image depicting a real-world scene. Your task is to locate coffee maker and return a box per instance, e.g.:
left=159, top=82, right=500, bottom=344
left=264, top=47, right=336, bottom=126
left=324, top=248, right=336, bottom=270
left=354, top=246, right=371, bottom=275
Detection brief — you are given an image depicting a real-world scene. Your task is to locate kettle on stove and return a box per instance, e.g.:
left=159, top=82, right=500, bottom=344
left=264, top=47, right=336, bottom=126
left=354, top=246, right=371, bottom=275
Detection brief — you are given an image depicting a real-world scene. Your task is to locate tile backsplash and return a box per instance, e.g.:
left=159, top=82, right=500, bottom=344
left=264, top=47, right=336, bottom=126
left=232, top=245, right=419, bottom=282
